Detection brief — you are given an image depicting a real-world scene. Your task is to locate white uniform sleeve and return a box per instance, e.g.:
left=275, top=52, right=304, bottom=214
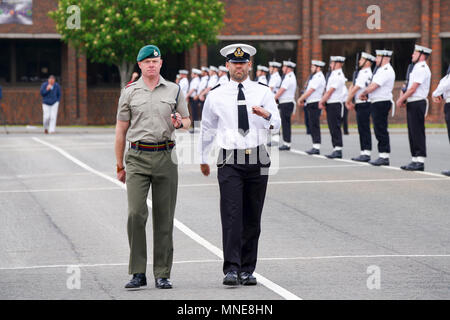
left=198, top=94, right=219, bottom=164
left=308, top=76, right=320, bottom=90
left=261, top=89, right=281, bottom=132
left=411, top=67, right=426, bottom=85
left=432, top=76, right=450, bottom=97
left=372, top=70, right=387, bottom=87
left=281, top=77, right=291, bottom=90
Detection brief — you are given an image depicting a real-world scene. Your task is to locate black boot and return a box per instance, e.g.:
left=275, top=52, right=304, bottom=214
left=125, top=273, right=147, bottom=290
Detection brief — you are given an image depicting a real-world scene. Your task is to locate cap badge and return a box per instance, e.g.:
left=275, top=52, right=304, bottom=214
left=234, top=47, right=244, bottom=58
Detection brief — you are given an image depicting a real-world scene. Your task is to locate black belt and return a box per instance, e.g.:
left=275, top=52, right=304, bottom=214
left=218, top=145, right=270, bottom=166
left=130, top=140, right=175, bottom=152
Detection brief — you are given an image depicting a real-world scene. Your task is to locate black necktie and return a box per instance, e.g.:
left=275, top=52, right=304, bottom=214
left=237, top=83, right=249, bottom=136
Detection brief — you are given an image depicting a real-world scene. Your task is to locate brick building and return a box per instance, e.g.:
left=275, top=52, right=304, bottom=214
left=0, top=0, right=449, bottom=125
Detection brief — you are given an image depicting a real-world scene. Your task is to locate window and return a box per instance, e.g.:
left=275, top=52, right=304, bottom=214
left=208, top=40, right=298, bottom=79
left=15, top=39, right=61, bottom=83
left=442, top=38, right=450, bottom=77
left=0, top=39, right=11, bottom=83
left=322, top=39, right=416, bottom=81
left=87, top=61, right=121, bottom=87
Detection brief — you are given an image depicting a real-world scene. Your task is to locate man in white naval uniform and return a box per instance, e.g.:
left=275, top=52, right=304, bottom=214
left=267, top=61, right=283, bottom=146
left=275, top=60, right=297, bottom=151
left=319, top=56, right=347, bottom=159
left=198, top=44, right=281, bottom=287
left=256, top=65, right=269, bottom=85
left=200, top=66, right=219, bottom=100
left=397, top=45, right=432, bottom=171
left=218, top=66, right=229, bottom=85
left=186, top=68, right=202, bottom=132
left=345, top=52, right=376, bottom=162
left=432, top=66, right=450, bottom=176
left=359, top=50, right=396, bottom=166
left=178, top=69, right=189, bottom=98
left=297, top=60, right=326, bottom=155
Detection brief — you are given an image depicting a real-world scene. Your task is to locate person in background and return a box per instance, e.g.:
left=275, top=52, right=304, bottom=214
left=40, top=75, right=61, bottom=134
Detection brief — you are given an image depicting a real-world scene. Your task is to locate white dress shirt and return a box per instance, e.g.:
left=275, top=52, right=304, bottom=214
left=279, top=71, right=297, bottom=103
left=407, top=61, right=431, bottom=100
left=219, top=75, right=229, bottom=85
left=369, top=63, right=396, bottom=102
left=179, top=77, right=189, bottom=97
left=207, top=74, right=219, bottom=89
left=326, top=68, right=347, bottom=103
left=432, top=74, right=450, bottom=100
left=198, top=77, right=281, bottom=164
left=268, top=72, right=282, bottom=95
left=257, top=75, right=268, bottom=85
left=305, top=71, right=326, bottom=103
left=198, top=75, right=209, bottom=94
left=354, top=67, right=373, bottom=102
left=188, top=77, right=200, bottom=97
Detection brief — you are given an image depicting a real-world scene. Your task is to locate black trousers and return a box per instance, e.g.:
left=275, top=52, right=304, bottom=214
left=341, top=106, right=349, bottom=134
left=371, top=101, right=392, bottom=153
left=445, top=103, right=450, bottom=143
left=355, top=102, right=372, bottom=151
left=189, top=98, right=199, bottom=127
left=217, top=148, right=270, bottom=274
left=406, top=100, right=427, bottom=158
left=304, top=106, right=311, bottom=134
left=279, top=102, right=294, bottom=143
left=305, top=102, right=321, bottom=144
left=326, top=102, right=343, bottom=148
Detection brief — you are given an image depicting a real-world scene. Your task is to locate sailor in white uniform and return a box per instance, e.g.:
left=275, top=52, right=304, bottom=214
left=319, top=56, right=347, bottom=159
left=297, top=60, right=326, bottom=155
left=256, top=65, right=269, bottom=85
left=178, top=69, right=189, bottom=98
left=186, top=68, right=202, bottom=131
left=274, top=60, right=297, bottom=151
left=359, top=49, right=396, bottom=166
left=345, top=52, right=375, bottom=162
left=396, top=44, right=432, bottom=171
left=198, top=43, right=280, bottom=287
left=218, top=66, right=229, bottom=85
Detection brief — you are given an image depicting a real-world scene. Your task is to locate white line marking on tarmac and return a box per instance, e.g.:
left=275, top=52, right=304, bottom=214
left=3, top=254, right=449, bottom=271
left=289, top=148, right=448, bottom=178
left=31, top=137, right=301, bottom=300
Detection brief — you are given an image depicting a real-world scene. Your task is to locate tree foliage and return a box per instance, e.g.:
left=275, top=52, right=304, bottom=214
left=49, top=0, right=225, bottom=86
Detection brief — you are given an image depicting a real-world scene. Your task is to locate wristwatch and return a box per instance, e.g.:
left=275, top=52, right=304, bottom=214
left=175, top=122, right=184, bottom=129
left=264, top=113, right=272, bottom=121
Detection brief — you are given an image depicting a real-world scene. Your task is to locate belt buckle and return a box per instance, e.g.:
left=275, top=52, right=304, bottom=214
left=245, top=148, right=252, bottom=155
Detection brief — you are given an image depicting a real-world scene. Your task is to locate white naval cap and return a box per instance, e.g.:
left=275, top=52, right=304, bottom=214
left=283, top=60, right=296, bottom=68
left=375, top=49, right=393, bottom=57
left=311, top=60, right=326, bottom=67
left=218, top=66, right=229, bottom=72
left=191, top=68, right=202, bottom=75
left=209, top=66, right=219, bottom=72
left=330, top=56, right=346, bottom=62
left=361, top=52, right=376, bottom=62
left=201, top=66, right=209, bottom=72
left=257, top=65, right=269, bottom=72
left=414, top=44, right=432, bottom=54
left=269, top=61, right=282, bottom=68
left=178, top=69, right=189, bottom=75
left=220, top=43, right=256, bottom=62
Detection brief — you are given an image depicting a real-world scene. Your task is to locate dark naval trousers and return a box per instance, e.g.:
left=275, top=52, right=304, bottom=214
left=217, top=146, right=270, bottom=275
left=189, top=97, right=199, bottom=128
left=406, top=100, right=427, bottom=158
left=325, top=102, right=343, bottom=148
left=355, top=102, right=372, bottom=151
left=371, top=101, right=392, bottom=154
left=279, top=102, right=294, bottom=143
left=305, top=102, right=321, bottom=144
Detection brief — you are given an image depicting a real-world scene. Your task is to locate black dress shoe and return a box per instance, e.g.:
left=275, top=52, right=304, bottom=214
left=125, top=273, right=147, bottom=289
left=442, top=170, right=450, bottom=177
left=239, top=272, right=257, bottom=286
left=401, top=162, right=424, bottom=171
left=325, top=150, right=342, bottom=159
left=305, top=148, right=320, bottom=155
left=223, top=271, right=239, bottom=286
left=278, top=145, right=291, bottom=151
left=369, top=157, right=390, bottom=166
left=351, top=155, right=371, bottom=162
left=155, top=278, right=173, bottom=289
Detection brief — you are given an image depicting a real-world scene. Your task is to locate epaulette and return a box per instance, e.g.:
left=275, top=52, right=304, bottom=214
left=211, top=84, right=221, bottom=91
left=125, top=82, right=137, bottom=89
left=258, top=82, right=269, bottom=87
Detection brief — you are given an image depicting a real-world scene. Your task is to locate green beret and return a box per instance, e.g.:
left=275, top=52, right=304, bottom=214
left=137, top=45, right=161, bottom=62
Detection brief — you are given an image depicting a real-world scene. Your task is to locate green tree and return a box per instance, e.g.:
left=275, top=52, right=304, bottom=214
left=49, top=0, right=225, bottom=87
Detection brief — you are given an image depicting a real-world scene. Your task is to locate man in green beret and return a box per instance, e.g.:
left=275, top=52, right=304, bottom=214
left=115, top=44, right=191, bottom=290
